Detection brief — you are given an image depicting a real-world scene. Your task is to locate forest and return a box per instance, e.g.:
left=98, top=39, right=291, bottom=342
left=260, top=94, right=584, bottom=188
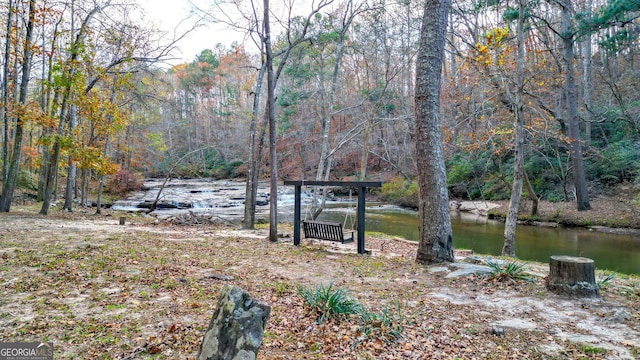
left=2, top=1, right=640, bottom=357
left=1, top=0, right=640, bottom=215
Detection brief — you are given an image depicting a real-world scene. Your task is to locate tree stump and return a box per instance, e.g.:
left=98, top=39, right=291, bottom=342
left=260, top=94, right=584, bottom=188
left=196, top=285, right=271, bottom=360
left=545, top=255, right=599, bottom=297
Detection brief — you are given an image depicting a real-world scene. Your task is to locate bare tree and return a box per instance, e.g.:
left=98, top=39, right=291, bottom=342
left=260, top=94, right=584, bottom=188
left=262, top=0, right=278, bottom=241
left=0, top=0, right=36, bottom=212
left=1, top=0, right=14, bottom=184
left=196, top=0, right=333, bottom=229
left=502, top=0, right=527, bottom=257
left=309, top=0, right=366, bottom=219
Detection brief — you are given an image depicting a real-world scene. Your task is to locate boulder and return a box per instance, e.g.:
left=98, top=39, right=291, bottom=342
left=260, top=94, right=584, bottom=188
left=196, top=285, right=271, bottom=360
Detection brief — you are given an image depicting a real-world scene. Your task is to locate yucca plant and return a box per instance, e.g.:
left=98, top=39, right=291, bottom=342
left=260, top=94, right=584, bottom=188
left=297, top=283, right=362, bottom=324
left=597, top=272, right=617, bottom=288
left=485, top=260, right=533, bottom=283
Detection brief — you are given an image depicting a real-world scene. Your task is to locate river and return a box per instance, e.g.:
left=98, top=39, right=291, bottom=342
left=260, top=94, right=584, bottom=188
left=318, top=204, right=640, bottom=275
left=113, top=179, right=640, bottom=275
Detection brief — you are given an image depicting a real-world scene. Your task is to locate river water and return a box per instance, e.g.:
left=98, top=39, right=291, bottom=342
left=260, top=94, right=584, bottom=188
left=318, top=205, right=640, bottom=275
left=113, top=179, right=640, bottom=275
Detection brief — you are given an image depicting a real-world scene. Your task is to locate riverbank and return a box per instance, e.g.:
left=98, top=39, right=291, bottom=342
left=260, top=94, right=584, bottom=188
left=473, top=185, right=640, bottom=231
left=0, top=210, right=638, bottom=359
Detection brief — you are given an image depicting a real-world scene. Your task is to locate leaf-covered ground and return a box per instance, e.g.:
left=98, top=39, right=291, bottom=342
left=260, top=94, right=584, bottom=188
left=1, top=209, right=639, bottom=359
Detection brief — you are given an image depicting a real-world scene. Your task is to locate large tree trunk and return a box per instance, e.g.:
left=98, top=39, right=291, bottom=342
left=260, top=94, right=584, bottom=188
left=0, top=0, right=35, bottom=212
left=414, top=0, right=454, bottom=264
left=502, top=0, right=527, bottom=257
left=561, top=0, right=591, bottom=211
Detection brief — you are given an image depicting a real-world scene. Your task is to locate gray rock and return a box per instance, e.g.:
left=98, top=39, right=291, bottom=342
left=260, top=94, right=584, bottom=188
left=491, top=324, right=505, bottom=336
left=445, top=263, right=493, bottom=278
left=461, top=255, right=506, bottom=266
left=197, top=285, right=271, bottom=360
left=491, top=318, right=537, bottom=331
left=428, top=266, right=449, bottom=273
left=611, top=309, right=632, bottom=323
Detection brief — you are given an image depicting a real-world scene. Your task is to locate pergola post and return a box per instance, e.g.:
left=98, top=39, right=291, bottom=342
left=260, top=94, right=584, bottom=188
left=284, top=180, right=382, bottom=255
left=293, top=184, right=301, bottom=246
left=357, top=185, right=367, bottom=254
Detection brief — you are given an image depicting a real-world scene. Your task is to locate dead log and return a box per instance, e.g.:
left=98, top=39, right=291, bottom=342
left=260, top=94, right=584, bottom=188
left=196, top=285, right=270, bottom=360
left=545, top=255, right=599, bottom=297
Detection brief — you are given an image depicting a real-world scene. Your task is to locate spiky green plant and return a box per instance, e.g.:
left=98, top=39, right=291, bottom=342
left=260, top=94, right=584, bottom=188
left=297, top=283, right=362, bottom=324
left=597, top=271, right=617, bottom=288
left=486, top=260, right=533, bottom=282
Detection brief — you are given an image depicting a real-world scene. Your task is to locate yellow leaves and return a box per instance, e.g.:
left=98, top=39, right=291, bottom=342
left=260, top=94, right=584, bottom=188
left=486, top=27, right=511, bottom=46
left=494, top=128, right=513, bottom=136
left=498, top=54, right=506, bottom=67
left=473, top=28, right=514, bottom=70
left=8, top=100, right=47, bottom=127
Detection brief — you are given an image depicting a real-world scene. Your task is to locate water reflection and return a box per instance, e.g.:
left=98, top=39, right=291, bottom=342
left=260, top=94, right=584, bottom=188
left=318, top=205, right=640, bottom=275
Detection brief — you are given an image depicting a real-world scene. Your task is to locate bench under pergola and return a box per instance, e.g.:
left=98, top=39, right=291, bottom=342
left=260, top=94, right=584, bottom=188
left=283, top=180, right=382, bottom=254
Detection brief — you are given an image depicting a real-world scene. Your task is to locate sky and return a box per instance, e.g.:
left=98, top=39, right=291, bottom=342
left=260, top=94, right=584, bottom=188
left=138, top=0, right=245, bottom=65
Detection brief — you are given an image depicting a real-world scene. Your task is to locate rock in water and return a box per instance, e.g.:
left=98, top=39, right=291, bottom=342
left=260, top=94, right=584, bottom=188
left=197, top=285, right=271, bottom=360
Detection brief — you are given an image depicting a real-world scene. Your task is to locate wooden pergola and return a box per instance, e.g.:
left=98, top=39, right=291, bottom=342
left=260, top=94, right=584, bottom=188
left=283, top=180, right=383, bottom=254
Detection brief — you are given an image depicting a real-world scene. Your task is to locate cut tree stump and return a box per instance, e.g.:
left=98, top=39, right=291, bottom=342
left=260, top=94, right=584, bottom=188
left=545, top=255, right=599, bottom=297
left=196, top=285, right=270, bottom=360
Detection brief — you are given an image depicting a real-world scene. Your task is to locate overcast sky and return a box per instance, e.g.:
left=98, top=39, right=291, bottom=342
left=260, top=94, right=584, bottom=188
left=138, top=0, right=244, bottom=65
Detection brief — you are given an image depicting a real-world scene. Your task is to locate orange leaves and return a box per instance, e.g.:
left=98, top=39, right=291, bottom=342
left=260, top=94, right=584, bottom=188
left=21, top=145, right=39, bottom=160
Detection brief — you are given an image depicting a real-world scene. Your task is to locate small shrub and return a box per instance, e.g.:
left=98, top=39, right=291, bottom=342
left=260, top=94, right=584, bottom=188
left=379, top=177, right=418, bottom=208
left=106, top=169, right=143, bottom=195
left=485, top=260, right=533, bottom=283
left=581, top=343, right=606, bottom=355
left=355, top=302, right=405, bottom=347
left=17, top=170, right=38, bottom=191
left=297, top=283, right=362, bottom=324
left=274, top=281, right=291, bottom=297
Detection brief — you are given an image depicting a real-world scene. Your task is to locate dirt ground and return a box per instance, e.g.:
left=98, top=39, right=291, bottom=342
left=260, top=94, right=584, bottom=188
left=0, top=207, right=639, bottom=359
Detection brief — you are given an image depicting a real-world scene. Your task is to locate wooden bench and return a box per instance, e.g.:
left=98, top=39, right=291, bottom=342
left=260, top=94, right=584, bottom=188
left=302, top=220, right=354, bottom=244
